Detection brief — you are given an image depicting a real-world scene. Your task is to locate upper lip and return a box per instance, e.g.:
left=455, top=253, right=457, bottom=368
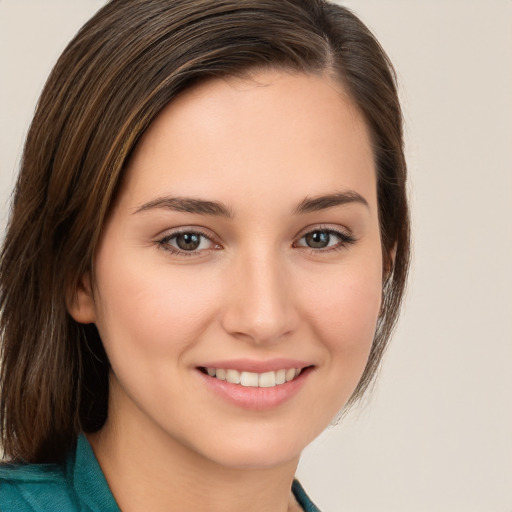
left=197, top=358, right=313, bottom=373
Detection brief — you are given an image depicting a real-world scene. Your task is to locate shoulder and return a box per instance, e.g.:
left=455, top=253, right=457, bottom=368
left=0, top=435, right=120, bottom=512
left=0, top=462, right=77, bottom=511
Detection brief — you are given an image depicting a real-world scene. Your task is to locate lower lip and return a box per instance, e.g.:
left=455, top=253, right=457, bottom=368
left=195, top=368, right=312, bottom=411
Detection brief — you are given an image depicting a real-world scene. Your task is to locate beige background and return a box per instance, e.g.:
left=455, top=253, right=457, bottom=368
left=1, top=1, right=511, bottom=511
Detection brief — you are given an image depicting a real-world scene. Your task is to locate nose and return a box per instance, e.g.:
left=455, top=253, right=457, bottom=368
left=220, top=248, right=299, bottom=345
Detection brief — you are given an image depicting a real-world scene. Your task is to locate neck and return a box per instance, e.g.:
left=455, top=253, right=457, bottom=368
left=87, top=398, right=302, bottom=512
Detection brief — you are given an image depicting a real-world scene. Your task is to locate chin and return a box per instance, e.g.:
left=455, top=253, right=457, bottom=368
left=207, top=444, right=301, bottom=471
left=190, top=423, right=315, bottom=471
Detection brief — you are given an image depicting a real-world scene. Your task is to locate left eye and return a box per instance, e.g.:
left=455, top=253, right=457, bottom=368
left=295, top=229, right=351, bottom=250
left=159, top=231, right=215, bottom=252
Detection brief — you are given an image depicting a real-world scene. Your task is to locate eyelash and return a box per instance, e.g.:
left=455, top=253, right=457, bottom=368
left=156, top=228, right=217, bottom=258
left=156, top=226, right=356, bottom=257
left=294, top=227, right=357, bottom=254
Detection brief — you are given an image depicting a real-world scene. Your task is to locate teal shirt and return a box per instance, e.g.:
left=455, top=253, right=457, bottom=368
left=0, top=435, right=320, bottom=511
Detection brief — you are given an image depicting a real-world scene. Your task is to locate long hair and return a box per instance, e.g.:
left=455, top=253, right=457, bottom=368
left=0, top=0, right=409, bottom=463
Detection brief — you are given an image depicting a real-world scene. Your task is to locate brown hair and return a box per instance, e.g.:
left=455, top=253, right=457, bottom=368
left=0, top=0, right=409, bottom=463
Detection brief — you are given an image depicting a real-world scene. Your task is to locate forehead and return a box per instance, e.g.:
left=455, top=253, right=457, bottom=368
left=122, top=69, right=376, bottom=214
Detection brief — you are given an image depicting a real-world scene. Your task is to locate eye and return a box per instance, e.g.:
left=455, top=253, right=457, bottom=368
left=157, top=230, right=219, bottom=255
left=295, top=228, right=355, bottom=251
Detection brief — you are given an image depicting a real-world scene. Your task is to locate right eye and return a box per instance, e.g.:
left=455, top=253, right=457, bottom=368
left=157, top=230, right=219, bottom=256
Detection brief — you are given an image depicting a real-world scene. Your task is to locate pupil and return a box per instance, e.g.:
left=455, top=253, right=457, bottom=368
left=306, top=231, right=329, bottom=248
left=177, top=233, right=200, bottom=250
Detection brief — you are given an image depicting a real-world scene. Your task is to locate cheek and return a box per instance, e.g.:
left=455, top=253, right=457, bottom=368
left=331, top=276, right=381, bottom=348
left=299, top=257, right=382, bottom=385
left=285, top=258, right=382, bottom=429
left=93, top=251, right=221, bottom=362
left=304, top=262, right=382, bottom=345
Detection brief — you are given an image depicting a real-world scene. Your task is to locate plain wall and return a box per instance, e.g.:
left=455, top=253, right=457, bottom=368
left=1, top=1, right=511, bottom=511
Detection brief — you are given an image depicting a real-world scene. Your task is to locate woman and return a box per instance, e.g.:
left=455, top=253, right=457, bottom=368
left=0, top=0, right=409, bottom=510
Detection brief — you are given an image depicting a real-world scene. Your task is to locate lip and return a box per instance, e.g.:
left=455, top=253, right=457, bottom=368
left=195, top=359, right=314, bottom=411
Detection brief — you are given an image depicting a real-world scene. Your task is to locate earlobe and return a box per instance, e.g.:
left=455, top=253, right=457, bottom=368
left=67, top=274, right=96, bottom=324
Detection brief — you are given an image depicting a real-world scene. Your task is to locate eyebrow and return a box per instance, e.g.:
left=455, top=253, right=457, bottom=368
left=133, top=190, right=368, bottom=218
left=292, top=190, right=369, bottom=215
left=133, top=196, right=234, bottom=218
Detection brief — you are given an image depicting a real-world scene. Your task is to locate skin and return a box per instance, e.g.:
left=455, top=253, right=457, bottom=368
left=70, top=69, right=383, bottom=512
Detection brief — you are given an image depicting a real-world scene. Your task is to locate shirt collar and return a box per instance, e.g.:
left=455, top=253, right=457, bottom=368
left=66, top=433, right=120, bottom=511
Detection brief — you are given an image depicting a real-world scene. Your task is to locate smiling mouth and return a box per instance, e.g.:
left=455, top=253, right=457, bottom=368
left=198, top=367, right=311, bottom=388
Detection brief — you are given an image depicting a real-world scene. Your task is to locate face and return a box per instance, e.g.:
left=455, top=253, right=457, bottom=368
left=72, top=69, right=383, bottom=469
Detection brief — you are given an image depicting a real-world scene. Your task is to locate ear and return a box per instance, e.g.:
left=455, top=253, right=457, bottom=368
left=67, top=274, right=96, bottom=324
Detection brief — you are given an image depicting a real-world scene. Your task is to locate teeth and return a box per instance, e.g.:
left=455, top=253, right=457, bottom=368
left=285, top=368, right=296, bottom=382
left=275, top=369, right=286, bottom=385
left=259, top=371, right=276, bottom=388
left=225, top=369, right=241, bottom=384
left=205, top=367, right=304, bottom=387
left=240, top=371, right=259, bottom=387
